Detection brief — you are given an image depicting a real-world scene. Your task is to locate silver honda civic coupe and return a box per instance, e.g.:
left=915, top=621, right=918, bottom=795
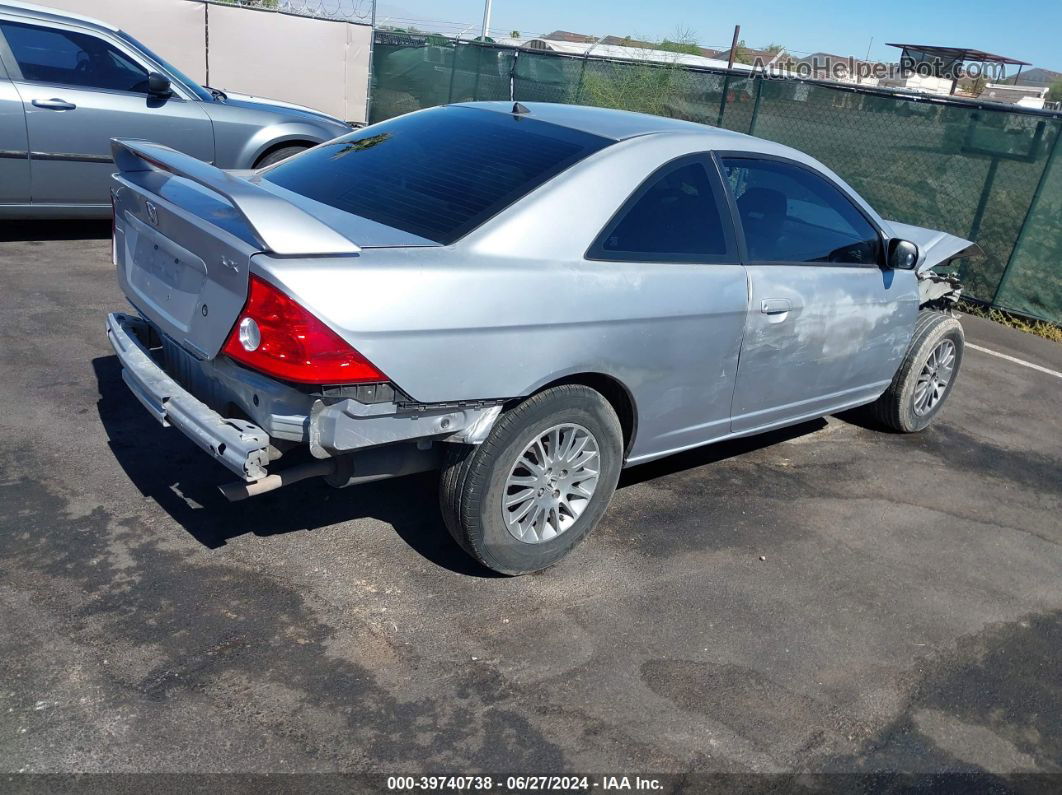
left=105, top=101, right=974, bottom=575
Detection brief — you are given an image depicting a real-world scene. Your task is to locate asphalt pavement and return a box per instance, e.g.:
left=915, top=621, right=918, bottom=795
left=1, top=222, right=1059, bottom=783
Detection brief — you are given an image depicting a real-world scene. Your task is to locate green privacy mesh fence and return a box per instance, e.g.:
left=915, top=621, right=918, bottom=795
left=370, top=34, right=1062, bottom=324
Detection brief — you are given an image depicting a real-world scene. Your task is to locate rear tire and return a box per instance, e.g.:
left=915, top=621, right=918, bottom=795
left=254, top=144, right=309, bottom=168
left=439, top=385, right=623, bottom=575
left=871, top=310, right=964, bottom=433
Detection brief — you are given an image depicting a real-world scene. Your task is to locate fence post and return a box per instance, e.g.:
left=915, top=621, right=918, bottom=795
left=716, top=72, right=731, bottom=127
left=748, top=77, right=764, bottom=135
left=509, top=48, right=518, bottom=102
left=470, top=42, right=484, bottom=101
left=446, top=41, right=458, bottom=103
left=967, top=156, right=1000, bottom=246
left=363, top=0, right=377, bottom=123
left=574, top=56, right=589, bottom=103
left=203, top=1, right=209, bottom=87
left=990, top=121, right=1062, bottom=307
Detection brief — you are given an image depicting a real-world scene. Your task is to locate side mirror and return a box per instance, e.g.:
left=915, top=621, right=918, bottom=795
left=147, top=72, right=172, bottom=97
left=887, top=238, right=919, bottom=270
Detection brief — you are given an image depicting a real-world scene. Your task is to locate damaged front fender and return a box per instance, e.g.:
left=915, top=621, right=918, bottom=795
left=885, top=219, right=981, bottom=310
left=885, top=219, right=982, bottom=274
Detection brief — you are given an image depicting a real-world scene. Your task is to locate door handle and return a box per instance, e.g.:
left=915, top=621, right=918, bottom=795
left=32, top=98, right=77, bottom=111
left=760, top=298, right=792, bottom=315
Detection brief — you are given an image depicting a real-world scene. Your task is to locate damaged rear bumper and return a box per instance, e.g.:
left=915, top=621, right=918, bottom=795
left=107, top=312, right=271, bottom=481
left=106, top=312, right=503, bottom=489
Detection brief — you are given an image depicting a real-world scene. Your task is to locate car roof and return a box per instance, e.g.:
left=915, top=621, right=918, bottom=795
left=455, top=101, right=753, bottom=144
left=0, top=1, right=117, bottom=32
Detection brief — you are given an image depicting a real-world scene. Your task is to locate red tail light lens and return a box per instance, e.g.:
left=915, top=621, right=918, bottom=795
left=222, top=275, right=385, bottom=385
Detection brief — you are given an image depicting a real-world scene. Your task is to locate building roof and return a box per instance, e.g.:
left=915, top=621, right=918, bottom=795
left=522, top=38, right=751, bottom=72
left=885, top=43, right=1030, bottom=66
left=715, top=46, right=784, bottom=65
left=598, top=35, right=722, bottom=59
left=540, top=31, right=723, bottom=60
left=541, top=30, right=597, bottom=44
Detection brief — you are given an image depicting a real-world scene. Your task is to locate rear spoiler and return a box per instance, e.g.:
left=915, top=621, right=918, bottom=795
left=110, top=138, right=360, bottom=257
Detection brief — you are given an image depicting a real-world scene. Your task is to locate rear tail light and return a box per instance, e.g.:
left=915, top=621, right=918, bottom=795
left=222, top=275, right=386, bottom=385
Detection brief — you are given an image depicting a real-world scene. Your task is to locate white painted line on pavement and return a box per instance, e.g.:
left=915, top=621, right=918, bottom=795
left=966, top=343, right=1062, bottom=380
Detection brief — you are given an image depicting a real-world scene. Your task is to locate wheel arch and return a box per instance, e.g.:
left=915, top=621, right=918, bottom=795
left=252, top=138, right=318, bottom=168
left=525, top=372, right=638, bottom=459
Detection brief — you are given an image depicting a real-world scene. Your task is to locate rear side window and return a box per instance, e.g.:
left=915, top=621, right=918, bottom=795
left=587, top=156, right=734, bottom=263
left=262, top=106, right=612, bottom=245
left=0, top=21, right=148, bottom=93
left=722, top=157, right=881, bottom=265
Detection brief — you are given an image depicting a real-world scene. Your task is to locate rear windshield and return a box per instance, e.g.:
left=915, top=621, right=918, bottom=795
left=260, top=106, right=612, bottom=245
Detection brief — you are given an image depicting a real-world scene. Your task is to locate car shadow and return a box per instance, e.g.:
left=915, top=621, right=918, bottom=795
left=0, top=220, right=112, bottom=242
left=832, top=405, right=888, bottom=433
left=95, top=352, right=832, bottom=577
left=618, top=418, right=828, bottom=488
left=93, top=355, right=500, bottom=578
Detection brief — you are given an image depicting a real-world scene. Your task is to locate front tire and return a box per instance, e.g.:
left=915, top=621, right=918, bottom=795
left=439, top=385, right=623, bottom=575
left=872, top=310, right=964, bottom=432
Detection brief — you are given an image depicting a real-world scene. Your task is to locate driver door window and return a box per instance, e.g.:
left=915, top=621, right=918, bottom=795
left=0, top=20, right=149, bottom=93
left=722, top=157, right=881, bottom=266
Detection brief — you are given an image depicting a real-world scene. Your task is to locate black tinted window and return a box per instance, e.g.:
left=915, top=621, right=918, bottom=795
left=723, top=158, right=881, bottom=265
left=262, top=106, right=612, bottom=245
left=1, top=21, right=149, bottom=93
left=589, top=157, right=733, bottom=262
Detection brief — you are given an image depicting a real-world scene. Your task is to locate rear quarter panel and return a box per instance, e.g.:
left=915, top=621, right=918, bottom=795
left=253, top=133, right=754, bottom=461
left=256, top=248, right=748, bottom=462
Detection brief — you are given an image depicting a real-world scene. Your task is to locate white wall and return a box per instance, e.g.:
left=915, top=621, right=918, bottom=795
left=26, top=0, right=370, bottom=122
left=207, top=3, right=370, bottom=122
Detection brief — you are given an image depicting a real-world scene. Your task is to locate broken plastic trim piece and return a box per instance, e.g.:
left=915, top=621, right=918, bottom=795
left=918, top=270, right=963, bottom=310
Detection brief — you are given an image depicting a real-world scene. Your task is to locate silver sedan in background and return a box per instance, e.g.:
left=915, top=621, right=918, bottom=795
left=105, top=101, right=975, bottom=575
left=0, top=1, right=352, bottom=218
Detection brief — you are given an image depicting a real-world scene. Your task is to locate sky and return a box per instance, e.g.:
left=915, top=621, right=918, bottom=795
left=375, top=0, right=1062, bottom=72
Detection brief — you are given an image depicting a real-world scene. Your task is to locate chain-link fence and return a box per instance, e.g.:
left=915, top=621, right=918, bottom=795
left=370, top=34, right=1062, bottom=324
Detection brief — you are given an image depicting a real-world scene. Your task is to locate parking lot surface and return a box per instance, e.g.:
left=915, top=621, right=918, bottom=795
left=1, top=223, right=1060, bottom=778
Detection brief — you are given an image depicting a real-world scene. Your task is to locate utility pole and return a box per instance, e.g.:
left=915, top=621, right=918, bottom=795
left=726, top=24, right=740, bottom=69
left=719, top=24, right=740, bottom=127
left=480, top=0, right=493, bottom=41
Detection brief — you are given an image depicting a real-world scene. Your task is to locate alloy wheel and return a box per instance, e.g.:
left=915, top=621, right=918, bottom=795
left=502, top=423, right=601, bottom=543
left=913, top=339, right=956, bottom=416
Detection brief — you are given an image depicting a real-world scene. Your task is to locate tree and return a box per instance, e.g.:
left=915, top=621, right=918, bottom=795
left=1049, top=80, right=1062, bottom=103
left=510, top=30, right=521, bottom=38
left=657, top=39, right=701, bottom=56
left=731, top=39, right=753, bottom=65
left=655, top=26, right=701, bottom=56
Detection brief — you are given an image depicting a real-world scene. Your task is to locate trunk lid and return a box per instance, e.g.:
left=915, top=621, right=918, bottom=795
left=113, top=179, right=256, bottom=359
left=110, top=139, right=366, bottom=360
